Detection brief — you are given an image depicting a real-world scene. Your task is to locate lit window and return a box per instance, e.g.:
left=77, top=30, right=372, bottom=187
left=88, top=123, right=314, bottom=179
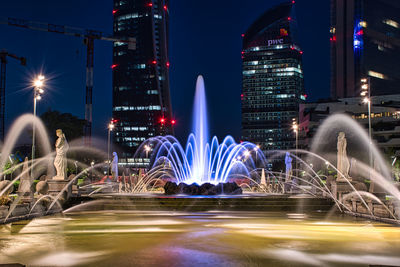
left=368, top=70, right=386, bottom=79
left=383, top=19, right=399, bottom=28
left=359, top=21, right=367, bottom=28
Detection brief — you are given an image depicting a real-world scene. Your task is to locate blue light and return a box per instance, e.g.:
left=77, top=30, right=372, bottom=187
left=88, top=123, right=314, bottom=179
left=353, top=20, right=364, bottom=51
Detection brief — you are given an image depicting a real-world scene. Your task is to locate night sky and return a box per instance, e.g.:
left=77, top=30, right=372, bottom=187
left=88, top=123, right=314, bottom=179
left=1, top=0, right=330, bottom=144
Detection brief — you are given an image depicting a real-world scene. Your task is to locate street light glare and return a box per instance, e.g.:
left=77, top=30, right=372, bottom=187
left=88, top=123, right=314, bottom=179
left=363, top=97, right=370, bottom=103
left=244, top=150, right=250, bottom=157
left=34, top=80, right=43, bottom=87
left=108, top=123, right=115, bottom=130
left=38, top=75, right=45, bottom=80
left=35, top=95, right=42, bottom=100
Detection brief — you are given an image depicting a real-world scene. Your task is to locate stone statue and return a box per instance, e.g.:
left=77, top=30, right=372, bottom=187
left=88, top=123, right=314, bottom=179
left=285, top=152, right=293, bottom=182
left=18, top=157, right=34, bottom=201
left=337, top=132, right=350, bottom=181
left=111, top=152, right=118, bottom=180
left=53, top=129, right=69, bottom=180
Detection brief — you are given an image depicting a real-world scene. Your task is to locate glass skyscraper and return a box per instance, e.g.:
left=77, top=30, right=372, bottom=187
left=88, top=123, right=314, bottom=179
left=112, top=0, right=173, bottom=166
left=330, top=0, right=400, bottom=99
left=241, top=1, right=305, bottom=155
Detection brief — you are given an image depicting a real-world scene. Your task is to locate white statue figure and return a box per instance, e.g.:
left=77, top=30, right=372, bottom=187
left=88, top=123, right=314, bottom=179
left=285, top=152, right=293, bottom=182
left=111, top=152, right=118, bottom=180
left=53, top=129, right=69, bottom=180
left=337, top=132, right=350, bottom=181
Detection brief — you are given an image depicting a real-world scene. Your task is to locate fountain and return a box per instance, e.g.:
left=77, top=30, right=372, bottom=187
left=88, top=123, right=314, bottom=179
left=1, top=75, right=400, bottom=265
left=135, top=76, right=269, bottom=194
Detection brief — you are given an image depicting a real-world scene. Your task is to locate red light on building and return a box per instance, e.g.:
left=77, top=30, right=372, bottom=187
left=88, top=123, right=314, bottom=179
left=147, top=3, right=153, bottom=7
left=292, top=0, right=295, bottom=4
left=356, top=29, right=364, bottom=35
left=171, top=119, right=176, bottom=125
left=288, top=17, right=291, bottom=21
left=241, top=33, right=245, bottom=37
left=299, top=51, right=303, bottom=54
left=166, top=62, right=170, bottom=67
left=160, top=118, right=165, bottom=124
left=152, top=60, right=157, bottom=65
left=163, top=5, right=167, bottom=10
left=112, top=10, right=117, bottom=15
left=280, top=28, right=288, bottom=36
left=111, top=64, right=118, bottom=69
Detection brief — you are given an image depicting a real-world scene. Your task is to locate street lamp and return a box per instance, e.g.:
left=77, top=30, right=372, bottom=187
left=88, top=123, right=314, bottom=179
left=144, top=144, right=151, bottom=158
left=361, top=77, right=373, bottom=181
left=107, top=120, right=115, bottom=178
left=31, top=75, right=45, bottom=176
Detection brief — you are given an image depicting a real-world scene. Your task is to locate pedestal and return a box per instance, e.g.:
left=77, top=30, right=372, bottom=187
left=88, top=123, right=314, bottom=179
left=48, top=180, right=72, bottom=201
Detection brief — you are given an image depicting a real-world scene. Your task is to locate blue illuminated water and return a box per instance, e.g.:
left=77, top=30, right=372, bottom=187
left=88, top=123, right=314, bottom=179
left=137, top=76, right=267, bottom=185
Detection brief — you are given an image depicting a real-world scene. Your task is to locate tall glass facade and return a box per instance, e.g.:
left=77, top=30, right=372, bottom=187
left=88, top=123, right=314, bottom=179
left=330, top=0, right=400, bottom=99
left=241, top=2, right=305, bottom=155
left=112, top=0, right=173, bottom=166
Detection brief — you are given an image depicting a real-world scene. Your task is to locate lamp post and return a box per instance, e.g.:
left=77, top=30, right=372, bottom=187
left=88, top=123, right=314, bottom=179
left=361, top=77, right=372, bottom=180
left=292, top=119, right=298, bottom=177
left=31, top=75, right=45, bottom=176
left=107, top=121, right=114, bottom=178
left=144, top=144, right=151, bottom=158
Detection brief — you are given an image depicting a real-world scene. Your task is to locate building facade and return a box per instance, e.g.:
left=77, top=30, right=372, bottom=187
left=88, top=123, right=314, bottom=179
left=330, top=0, right=400, bottom=99
left=241, top=1, right=305, bottom=155
left=300, top=95, right=400, bottom=156
left=112, top=0, right=173, bottom=166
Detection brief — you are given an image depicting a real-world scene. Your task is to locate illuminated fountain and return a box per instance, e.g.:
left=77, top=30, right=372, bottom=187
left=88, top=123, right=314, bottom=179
left=135, top=76, right=268, bottom=190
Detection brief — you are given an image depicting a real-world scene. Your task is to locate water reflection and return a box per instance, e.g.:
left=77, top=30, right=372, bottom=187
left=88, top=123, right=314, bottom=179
left=0, top=211, right=400, bottom=266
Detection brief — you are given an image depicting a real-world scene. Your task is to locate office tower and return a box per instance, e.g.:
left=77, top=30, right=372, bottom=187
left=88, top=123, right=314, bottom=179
left=330, top=0, right=400, bottom=99
left=241, top=1, right=305, bottom=154
left=112, top=0, right=173, bottom=166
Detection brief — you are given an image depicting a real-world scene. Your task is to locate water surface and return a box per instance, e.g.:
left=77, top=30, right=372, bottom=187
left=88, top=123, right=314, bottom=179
left=1, top=211, right=400, bottom=266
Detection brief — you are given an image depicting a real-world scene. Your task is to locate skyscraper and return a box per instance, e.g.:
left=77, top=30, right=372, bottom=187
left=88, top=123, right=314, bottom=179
left=112, top=0, right=173, bottom=166
left=330, top=0, right=400, bottom=99
left=241, top=1, right=305, bottom=155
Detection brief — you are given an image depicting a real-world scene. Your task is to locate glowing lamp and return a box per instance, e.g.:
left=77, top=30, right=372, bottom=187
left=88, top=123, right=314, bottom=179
left=171, top=119, right=176, bottom=125
left=160, top=118, right=165, bottom=124
left=34, top=80, right=43, bottom=87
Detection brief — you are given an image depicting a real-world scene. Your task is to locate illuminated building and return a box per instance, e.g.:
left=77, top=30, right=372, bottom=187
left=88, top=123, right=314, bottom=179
left=330, top=0, right=400, bottom=99
left=241, top=1, right=305, bottom=155
left=112, top=0, right=173, bottom=166
left=300, top=95, right=400, bottom=156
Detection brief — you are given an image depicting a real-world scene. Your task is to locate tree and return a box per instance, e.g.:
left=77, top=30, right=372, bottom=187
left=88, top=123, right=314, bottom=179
left=40, top=109, right=86, bottom=143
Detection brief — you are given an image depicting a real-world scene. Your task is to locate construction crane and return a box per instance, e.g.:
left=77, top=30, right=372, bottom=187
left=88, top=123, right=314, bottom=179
left=0, top=50, right=26, bottom=141
left=0, top=16, right=136, bottom=146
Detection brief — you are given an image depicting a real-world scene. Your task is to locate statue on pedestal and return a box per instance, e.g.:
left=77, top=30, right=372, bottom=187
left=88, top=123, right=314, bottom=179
left=111, top=152, right=118, bottom=180
left=53, top=129, right=69, bottom=180
left=18, top=157, right=34, bottom=202
left=337, top=132, right=350, bottom=181
left=285, top=152, right=293, bottom=182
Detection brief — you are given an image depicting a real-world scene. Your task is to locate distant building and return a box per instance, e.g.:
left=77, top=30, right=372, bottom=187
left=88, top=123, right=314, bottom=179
left=330, top=0, right=400, bottom=99
left=112, top=0, right=173, bottom=166
left=300, top=95, right=400, bottom=155
left=241, top=1, right=305, bottom=155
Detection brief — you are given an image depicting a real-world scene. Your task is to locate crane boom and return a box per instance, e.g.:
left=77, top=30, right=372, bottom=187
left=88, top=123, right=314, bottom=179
left=0, top=50, right=26, bottom=141
left=0, top=16, right=136, bottom=145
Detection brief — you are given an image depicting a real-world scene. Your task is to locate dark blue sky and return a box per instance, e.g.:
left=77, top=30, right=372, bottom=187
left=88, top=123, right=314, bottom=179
left=1, top=0, right=330, bottom=143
